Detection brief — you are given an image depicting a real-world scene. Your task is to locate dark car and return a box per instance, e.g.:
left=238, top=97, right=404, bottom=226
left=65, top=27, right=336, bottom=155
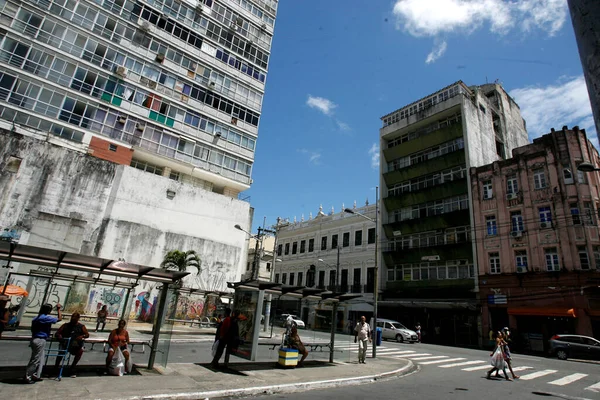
left=548, top=334, right=600, bottom=360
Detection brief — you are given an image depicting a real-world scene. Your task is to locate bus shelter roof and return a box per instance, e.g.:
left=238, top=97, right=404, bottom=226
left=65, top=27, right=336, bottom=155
left=0, top=241, right=189, bottom=284
left=227, top=280, right=363, bottom=302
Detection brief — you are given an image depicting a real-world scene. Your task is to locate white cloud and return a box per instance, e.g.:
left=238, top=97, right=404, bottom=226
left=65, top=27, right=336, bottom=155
left=392, top=0, right=568, bottom=63
left=306, top=95, right=337, bottom=116
left=368, top=143, right=380, bottom=170
left=426, top=39, right=447, bottom=64
left=509, top=76, right=598, bottom=147
left=298, top=148, right=322, bottom=165
left=336, top=120, right=351, bottom=131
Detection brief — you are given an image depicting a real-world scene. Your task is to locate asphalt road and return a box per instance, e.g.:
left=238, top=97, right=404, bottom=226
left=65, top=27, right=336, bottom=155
left=242, top=340, right=600, bottom=400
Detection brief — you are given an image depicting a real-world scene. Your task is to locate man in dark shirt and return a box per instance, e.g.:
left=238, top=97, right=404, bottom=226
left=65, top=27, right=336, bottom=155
left=55, top=312, right=89, bottom=377
left=26, top=303, right=62, bottom=383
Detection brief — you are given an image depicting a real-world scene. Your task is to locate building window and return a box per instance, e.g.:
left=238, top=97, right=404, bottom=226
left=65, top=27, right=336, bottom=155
left=297, top=272, right=303, bottom=286
left=584, top=202, right=594, bottom=225
left=266, top=262, right=271, bottom=272
left=289, top=272, right=295, bottom=286
left=109, top=143, right=118, bottom=152
left=539, top=206, right=552, bottom=226
left=246, top=262, right=250, bottom=271
left=300, top=240, right=306, bottom=253
left=355, top=230, right=362, bottom=246
left=332, top=234, right=338, bottom=249
left=482, top=180, right=493, bottom=200
left=515, top=250, right=528, bottom=273
left=489, top=252, right=501, bottom=274
left=284, top=243, right=290, bottom=255
left=506, top=174, right=518, bottom=195
left=292, top=242, right=298, bottom=255
left=277, top=244, right=282, bottom=256
left=571, top=203, right=581, bottom=225
left=577, top=169, right=587, bottom=184
left=578, top=247, right=590, bottom=270
left=486, top=215, right=497, bottom=236
left=533, top=169, right=547, bottom=189
left=318, top=270, right=325, bottom=288
left=275, top=273, right=280, bottom=283
left=282, top=273, right=287, bottom=284
left=563, top=166, right=574, bottom=184
left=594, top=246, right=600, bottom=270
left=343, top=232, right=350, bottom=247
left=308, top=238, right=314, bottom=252
left=545, top=248, right=560, bottom=271
left=321, top=236, right=327, bottom=250
left=511, top=211, right=524, bottom=232
left=368, top=228, right=376, bottom=244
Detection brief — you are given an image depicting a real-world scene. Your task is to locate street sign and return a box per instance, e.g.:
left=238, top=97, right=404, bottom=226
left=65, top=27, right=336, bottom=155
left=421, top=255, right=440, bottom=261
left=487, top=294, right=507, bottom=305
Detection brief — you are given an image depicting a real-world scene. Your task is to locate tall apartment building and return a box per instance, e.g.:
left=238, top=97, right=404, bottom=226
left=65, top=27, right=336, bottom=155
left=0, top=0, right=277, bottom=196
left=0, top=0, right=278, bottom=318
left=471, top=127, right=600, bottom=350
left=274, top=204, right=377, bottom=331
left=379, top=81, right=529, bottom=346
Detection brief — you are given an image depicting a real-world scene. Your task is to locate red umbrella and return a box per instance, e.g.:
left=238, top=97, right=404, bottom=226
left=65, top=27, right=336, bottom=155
left=0, top=285, right=28, bottom=297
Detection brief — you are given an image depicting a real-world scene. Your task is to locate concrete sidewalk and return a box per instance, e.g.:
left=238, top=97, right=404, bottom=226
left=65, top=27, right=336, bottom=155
left=0, top=357, right=416, bottom=400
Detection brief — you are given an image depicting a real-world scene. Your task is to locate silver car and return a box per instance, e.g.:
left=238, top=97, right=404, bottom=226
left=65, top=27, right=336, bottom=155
left=375, top=318, right=418, bottom=343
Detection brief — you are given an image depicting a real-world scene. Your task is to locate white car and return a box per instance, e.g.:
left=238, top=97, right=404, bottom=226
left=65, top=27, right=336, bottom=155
left=281, top=314, right=305, bottom=329
left=375, top=318, right=418, bottom=343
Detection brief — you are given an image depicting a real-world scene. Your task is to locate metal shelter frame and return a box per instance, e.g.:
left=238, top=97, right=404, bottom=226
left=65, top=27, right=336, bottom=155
left=0, top=241, right=189, bottom=369
left=227, top=280, right=362, bottom=362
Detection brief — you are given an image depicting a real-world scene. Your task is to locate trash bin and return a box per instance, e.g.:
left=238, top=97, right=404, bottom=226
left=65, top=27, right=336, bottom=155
left=376, top=327, right=382, bottom=346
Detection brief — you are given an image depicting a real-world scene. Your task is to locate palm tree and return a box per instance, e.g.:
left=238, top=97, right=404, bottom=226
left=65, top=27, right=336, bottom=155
left=160, top=250, right=201, bottom=275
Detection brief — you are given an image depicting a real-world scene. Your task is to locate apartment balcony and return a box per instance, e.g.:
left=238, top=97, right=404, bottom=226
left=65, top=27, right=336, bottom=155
left=383, top=278, right=475, bottom=299
left=383, top=151, right=466, bottom=187
left=384, top=178, right=468, bottom=212
left=383, top=209, right=470, bottom=237
left=382, top=241, right=472, bottom=265
left=383, top=122, right=464, bottom=161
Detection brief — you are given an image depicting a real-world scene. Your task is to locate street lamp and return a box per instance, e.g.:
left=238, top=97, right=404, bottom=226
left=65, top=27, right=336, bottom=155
left=577, top=162, right=600, bottom=172
left=343, top=185, right=379, bottom=359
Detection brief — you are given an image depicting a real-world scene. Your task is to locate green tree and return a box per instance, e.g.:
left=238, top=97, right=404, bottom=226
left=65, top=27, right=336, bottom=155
left=160, top=250, right=201, bottom=275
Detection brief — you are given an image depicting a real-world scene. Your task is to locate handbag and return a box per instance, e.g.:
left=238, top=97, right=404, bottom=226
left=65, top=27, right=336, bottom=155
left=490, top=347, right=504, bottom=369
left=109, top=347, right=126, bottom=376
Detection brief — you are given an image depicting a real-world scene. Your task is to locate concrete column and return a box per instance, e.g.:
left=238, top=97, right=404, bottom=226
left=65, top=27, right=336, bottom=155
left=568, top=0, right=600, bottom=133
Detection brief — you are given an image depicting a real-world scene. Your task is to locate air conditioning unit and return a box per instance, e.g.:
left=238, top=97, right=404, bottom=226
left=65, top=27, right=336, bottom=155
left=208, top=81, right=216, bottom=89
left=215, top=131, right=222, bottom=138
left=135, top=123, right=145, bottom=132
left=148, top=81, right=157, bottom=89
left=230, top=22, right=238, bottom=31
left=261, top=23, right=267, bottom=30
left=117, top=116, right=127, bottom=124
left=139, top=21, right=151, bottom=32
left=155, top=53, right=165, bottom=63
left=506, top=192, right=517, bottom=200
left=114, top=66, right=128, bottom=78
left=540, top=222, right=551, bottom=229
left=181, top=94, right=189, bottom=103
left=195, top=5, right=203, bottom=14
left=510, top=231, right=522, bottom=238
left=516, top=266, right=527, bottom=273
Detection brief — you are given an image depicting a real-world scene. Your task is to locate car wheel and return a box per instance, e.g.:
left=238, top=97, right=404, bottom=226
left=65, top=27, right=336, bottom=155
left=556, top=349, right=568, bottom=360
left=396, top=334, right=404, bottom=343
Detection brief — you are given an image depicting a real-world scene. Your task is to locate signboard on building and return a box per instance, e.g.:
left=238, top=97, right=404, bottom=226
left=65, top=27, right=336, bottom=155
left=487, top=294, right=507, bottom=305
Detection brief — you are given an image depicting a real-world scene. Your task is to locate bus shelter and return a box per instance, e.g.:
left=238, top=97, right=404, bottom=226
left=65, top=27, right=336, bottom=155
left=227, top=280, right=362, bottom=363
left=0, top=241, right=188, bottom=369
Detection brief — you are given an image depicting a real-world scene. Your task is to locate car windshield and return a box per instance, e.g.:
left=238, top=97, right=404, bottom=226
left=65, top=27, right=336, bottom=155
left=391, top=323, right=407, bottom=330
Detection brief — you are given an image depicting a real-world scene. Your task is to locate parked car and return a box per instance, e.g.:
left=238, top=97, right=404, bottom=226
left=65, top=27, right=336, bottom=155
left=548, top=334, right=600, bottom=360
left=280, top=314, right=305, bottom=329
left=374, top=318, right=418, bottom=343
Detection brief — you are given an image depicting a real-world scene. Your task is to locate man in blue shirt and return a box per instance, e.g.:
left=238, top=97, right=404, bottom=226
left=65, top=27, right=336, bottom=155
left=26, top=303, right=62, bottom=383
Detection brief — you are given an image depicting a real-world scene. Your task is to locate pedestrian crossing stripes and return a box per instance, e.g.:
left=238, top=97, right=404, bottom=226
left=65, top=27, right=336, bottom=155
left=419, top=357, right=466, bottom=365
left=439, top=360, right=485, bottom=368
left=548, top=373, right=587, bottom=386
left=586, top=381, right=600, bottom=392
left=519, top=370, right=558, bottom=380
left=395, top=353, right=431, bottom=358
left=410, top=355, right=448, bottom=361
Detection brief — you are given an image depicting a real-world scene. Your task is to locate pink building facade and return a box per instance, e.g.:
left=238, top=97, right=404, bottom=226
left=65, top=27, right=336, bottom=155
left=470, top=127, right=600, bottom=352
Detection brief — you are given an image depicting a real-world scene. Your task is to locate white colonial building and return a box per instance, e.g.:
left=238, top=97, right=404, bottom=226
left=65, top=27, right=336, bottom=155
left=274, top=203, right=378, bottom=332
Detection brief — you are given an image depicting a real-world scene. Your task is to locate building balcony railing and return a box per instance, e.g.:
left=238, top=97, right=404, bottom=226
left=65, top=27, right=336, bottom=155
left=363, top=284, right=374, bottom=294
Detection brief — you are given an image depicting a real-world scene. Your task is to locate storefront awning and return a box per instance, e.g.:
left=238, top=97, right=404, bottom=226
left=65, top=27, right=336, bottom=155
left=379, top=299, right=478, bottom=311
left=508, top=307, right=577, bottom=318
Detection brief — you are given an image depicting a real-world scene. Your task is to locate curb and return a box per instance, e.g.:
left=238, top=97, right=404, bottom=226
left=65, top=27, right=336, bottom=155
left=120, top=361, right=418, bottom=400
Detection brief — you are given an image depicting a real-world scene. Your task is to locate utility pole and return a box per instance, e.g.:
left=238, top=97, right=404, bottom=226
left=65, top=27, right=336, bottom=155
left=372, top=186, right=379, bottom=359
left=251, top=227, right=262, bottom=281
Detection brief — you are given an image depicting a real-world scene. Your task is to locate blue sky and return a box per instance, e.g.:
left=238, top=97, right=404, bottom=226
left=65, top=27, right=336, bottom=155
left=245, top=0, right=595, bottom=231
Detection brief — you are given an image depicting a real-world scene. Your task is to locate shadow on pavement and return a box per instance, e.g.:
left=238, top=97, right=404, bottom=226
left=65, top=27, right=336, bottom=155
left=198, top=360, right=334, bottom=374
left=0, top=364, right=141, bottom=383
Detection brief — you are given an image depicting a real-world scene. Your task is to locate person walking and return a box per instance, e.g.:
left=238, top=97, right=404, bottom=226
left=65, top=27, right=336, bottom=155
left=95, top=305, right=108, bottom=332
left=26, top=303, right=62, bottom=384
left=495, top=328, right=519, bottom=379
left=415, top=322, right=422, bottom=343
left=211, top=308, right=238, bottom=368
left=354, top=315, right=372, bottom=364
left=487, top=331, right=512, bottom=381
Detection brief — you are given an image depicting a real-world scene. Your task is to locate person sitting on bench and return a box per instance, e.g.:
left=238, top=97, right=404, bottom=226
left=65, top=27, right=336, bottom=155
left=55, top=312, right=89, bottom=378
left=288, top=325, right=308, bottom=367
